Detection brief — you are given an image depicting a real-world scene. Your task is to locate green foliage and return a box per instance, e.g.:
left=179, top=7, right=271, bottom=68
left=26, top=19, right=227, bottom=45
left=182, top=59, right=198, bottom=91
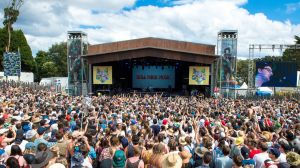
left=40, top=61, right=58, bottom=77
left=12, top=30, right=35, bottom=72
left=3, top=0, right=23, bottom=28
left=34, top=42, right=68, bottom=81
left=282, top=35, right=300, bottom=70
left=236, top=59, right=249, bottom=84
left=0, top=28, right=35, bottom=72
left=35, top=51, right=49, bottom=81
left=48, top=42, right=68, bottom=77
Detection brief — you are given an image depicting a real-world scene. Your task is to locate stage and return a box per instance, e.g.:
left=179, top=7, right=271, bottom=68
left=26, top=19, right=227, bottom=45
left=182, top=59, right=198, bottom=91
left=82, top=37, right=219, bottom=97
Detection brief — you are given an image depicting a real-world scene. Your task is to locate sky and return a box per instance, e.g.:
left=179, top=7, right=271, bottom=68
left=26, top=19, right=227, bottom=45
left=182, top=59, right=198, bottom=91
left=0, top=0, right=300, bottom=58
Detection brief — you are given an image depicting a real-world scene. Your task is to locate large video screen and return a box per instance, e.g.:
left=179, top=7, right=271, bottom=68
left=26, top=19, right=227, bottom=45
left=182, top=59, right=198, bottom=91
left=255, top=62, right=297, bottom=87
left=132, top=66, right=175, bottom=89
left=93, top=66, right=113, bottom=84
left=189, top=66, right=210, bottom=85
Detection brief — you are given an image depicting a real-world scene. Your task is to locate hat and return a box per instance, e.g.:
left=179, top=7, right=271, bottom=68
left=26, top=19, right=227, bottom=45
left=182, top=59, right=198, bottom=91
left=31, top=150, right=54, bottom=168
left=117, top=119, right=122, bottom=124
left=220, top=132, right=226, bottom=138
left=37, top=127, right=46, bottom=135
left=286, top=152, right=300, bottom=166
left=0, top=129, right=8, bottom=135
left=235, top=137, right=244, bottom=146
left=23, top=154, right=36, bottom=164
left=48, top=163, right=66, bottom=168
left=162, top=119, right=168, bottom=126
left=195, top=147, right=209, bottom=158
left=25, top=142, right=36, bottom=150
left=14, top=138, right=23, bottom=144
left=120, top=137, right=129, bottom=149
left=262, top=131, right=273, bottom=141
left=113, top=150, right=126, bottom=168
left=241, top=146, right=250, bottom=159
left=22, top=114, right=31, bottom=121
left=71, top=152, right=84, bottom=166
left=65, top=115, right=71, bottom=122
left=161, top=152, right=182, bottom=168
left=32, top=117, right=41, bottom=124
left=26, top=130, right=37, bottom=140
left=130, top=119, right=137, bottom=125
left=269, top=148, right=281, bottom=158
left=167, top=129, right=174, bottom=136
left=179, top=137, right=187, bottom=146
left=238, top=131, right=245, bottom=137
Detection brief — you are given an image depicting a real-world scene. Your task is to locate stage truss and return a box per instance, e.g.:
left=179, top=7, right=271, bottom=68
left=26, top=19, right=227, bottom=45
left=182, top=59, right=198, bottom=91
left=248, top=44, right=300, bottom=93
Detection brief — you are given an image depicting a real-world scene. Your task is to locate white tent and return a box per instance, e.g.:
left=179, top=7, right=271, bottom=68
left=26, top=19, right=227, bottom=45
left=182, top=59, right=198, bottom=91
left=236, top=82, right=248, bottom=96
left=257, top=87, right=273, bottom=92
left=256, top=87, right=273, bottom=96
left=239, top=82, right=248, bottom=89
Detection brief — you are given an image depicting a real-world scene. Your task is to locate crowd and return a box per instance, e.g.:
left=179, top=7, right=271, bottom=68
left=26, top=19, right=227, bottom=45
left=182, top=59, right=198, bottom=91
left=0, top=82, right=299, bottom=168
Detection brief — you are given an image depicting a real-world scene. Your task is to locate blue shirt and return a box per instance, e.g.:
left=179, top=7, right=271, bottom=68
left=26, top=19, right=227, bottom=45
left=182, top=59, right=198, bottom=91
left=242, top=159, right=255, bottom=167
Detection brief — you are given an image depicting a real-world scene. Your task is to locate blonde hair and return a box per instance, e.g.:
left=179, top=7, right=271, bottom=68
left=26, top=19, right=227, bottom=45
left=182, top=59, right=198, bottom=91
left=55, top=157, right=68, bottom=168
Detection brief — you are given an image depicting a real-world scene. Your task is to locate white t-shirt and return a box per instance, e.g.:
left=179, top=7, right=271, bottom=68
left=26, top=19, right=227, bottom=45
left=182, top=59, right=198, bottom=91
left=278, top=153, right=286, bottom=163
left=71, top=157, right=92, bottom=168
left=5, top=140, right=29, bottom=153
left=253, top=152, right=270, bottom=168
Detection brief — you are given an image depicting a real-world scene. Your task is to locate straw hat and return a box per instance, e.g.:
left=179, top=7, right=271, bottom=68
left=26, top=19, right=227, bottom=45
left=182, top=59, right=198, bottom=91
left=286, top=152, right=300, bottom=166
left=22, top=114, right=31, bottom=121
left=167, top=129, right=174, bottom=137
left=32, top=117, right=41, bottom=124
left=179, top=137, right=187, bottom=146
left=161, top=152, right=182, bottom=168
left=195, top=147, right=209, bottom=158
left=261, top=131, right=273, bottom=141
left=238, top=131, right=245, bottom=137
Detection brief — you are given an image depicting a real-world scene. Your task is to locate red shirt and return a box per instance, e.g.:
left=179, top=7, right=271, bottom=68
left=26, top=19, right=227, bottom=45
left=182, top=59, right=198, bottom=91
left=249, top=149, right=262, bottom=159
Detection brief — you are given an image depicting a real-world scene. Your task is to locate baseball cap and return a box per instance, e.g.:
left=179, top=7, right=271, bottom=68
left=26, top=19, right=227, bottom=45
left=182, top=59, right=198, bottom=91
left=37, top=127, right=46, bottom=135
left=269, top=148, right=281, bottom=158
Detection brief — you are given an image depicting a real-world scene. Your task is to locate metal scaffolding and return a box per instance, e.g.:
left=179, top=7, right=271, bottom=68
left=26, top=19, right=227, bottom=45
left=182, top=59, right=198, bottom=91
left=67, top=31, right=89, bottom=96
left=248, top=44, right=300, bottom=93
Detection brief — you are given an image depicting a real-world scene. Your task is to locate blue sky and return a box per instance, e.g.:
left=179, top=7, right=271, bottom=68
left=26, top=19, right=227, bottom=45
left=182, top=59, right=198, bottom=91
left=243, top=0, right=300, bottom=24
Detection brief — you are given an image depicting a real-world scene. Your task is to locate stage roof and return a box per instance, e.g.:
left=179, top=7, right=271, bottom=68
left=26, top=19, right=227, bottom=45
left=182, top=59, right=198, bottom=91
left=83, top=37, right=219, bottom=64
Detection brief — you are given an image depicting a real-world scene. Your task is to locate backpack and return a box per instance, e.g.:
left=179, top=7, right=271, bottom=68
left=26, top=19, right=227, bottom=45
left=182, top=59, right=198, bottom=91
left=186, top=145, right=195, bottom=166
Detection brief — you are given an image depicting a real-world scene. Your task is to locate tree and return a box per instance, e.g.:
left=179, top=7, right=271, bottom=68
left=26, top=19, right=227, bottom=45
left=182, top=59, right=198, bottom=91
left=35, top=50, right=50, bottom=81
left=11, top=30, right=35, bottom=72
left=0, top=28, right=35, bottom=72
left=48, top=42, right=68, bottom=77
left=236, top=59, right=249, bottom=84
left=40, top=61, right=58, bottom=77
left=3, top=0, right=24, bottom=52
left=282, top=35, right=300, bottom=70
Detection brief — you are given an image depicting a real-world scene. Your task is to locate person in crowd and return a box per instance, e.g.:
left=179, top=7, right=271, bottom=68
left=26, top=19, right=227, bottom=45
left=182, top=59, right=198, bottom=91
left=0, top=82, right=300, bottom=168
left=215, top=145, right=233, bottom=168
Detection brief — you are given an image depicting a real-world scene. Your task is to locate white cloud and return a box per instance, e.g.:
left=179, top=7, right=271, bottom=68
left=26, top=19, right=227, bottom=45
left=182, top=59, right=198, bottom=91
left=1, top=0, right=299, bottom=58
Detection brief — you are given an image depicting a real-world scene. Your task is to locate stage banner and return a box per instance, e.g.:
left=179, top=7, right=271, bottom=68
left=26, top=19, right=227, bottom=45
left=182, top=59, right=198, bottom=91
left=132, top=66, right=175, bottom=88
left=255, top=62, right=297, bottom=87
left=189, top=66, right=210, bottom=85
left=297, top=71, right=300, bottom=87
left=93, top=66, right=112, bottom=84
